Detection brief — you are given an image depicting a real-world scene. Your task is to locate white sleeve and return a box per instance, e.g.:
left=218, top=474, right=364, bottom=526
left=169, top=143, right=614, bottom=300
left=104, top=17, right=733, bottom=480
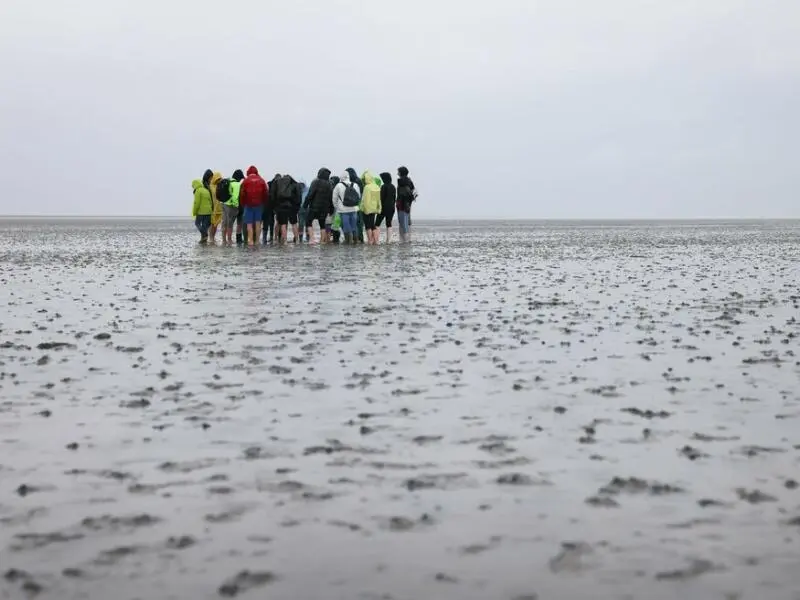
left=332, top=184, right=343, bottom=212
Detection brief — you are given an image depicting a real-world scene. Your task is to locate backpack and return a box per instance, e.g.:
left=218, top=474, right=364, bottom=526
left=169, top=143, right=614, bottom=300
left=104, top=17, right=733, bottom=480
left=342, top=183, right=360, bottom=207
left=397, top=185, right=414, bottom=211
left=276, top=177, right=296, bottom=202
left=216, top=179, right=232, bottom=203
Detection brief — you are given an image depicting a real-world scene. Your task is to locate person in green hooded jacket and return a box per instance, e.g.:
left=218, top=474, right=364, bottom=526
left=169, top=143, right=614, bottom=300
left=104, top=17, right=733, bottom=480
left=221, top=170, right=244, bottom=246
left=360, top=170, right=382, bottom=244
left=192, top=179, right=213, bottom=244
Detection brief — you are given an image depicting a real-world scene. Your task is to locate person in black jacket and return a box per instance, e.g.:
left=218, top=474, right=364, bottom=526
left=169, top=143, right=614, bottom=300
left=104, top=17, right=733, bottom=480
left=304, top=168, right=334, bottom=244
left=273, top=174, right=302, bottom=243
left=262, top=173, right=281, bottom=244
left=376, top=172, right=397, bottom=243
left=396, top=166, right=416, bottom=242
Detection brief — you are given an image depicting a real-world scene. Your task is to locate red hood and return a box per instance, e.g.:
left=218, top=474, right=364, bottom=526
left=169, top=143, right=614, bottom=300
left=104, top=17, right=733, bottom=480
left=247, top=166, right=259, bottom=176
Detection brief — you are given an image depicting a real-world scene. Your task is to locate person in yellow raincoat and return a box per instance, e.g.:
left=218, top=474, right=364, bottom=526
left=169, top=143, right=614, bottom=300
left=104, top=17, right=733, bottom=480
left=208, top=171, right=224, bottom=244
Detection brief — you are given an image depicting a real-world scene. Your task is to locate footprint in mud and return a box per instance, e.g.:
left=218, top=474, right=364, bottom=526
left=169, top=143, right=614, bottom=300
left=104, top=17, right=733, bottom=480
left=93, top=545, right=144, bottom=566
left=475, top=456, right=532, bottom=470
left=621, top=407, right=672, bottom=419
left=328, top=520, right=363, bottom=532
left=460, top=536, right=503, bottom=556
left=159, top=458, right=228, bottom=473
left=585, top=496, right=620, bottom=508
left=37, top=342, right=76, bottom=351
left=304, top=440, right=384, bottom=456
left=412, top=435, right=444, bottom=445
left=548, top=542, right=596, bottom=573
left=735, top=488, right=777, bottom=504
left=679, top=445, right=710, bottom=461
left=496, top=473, right=552, bottom=486
left=377, top=513, right=436, bottom=532
left=120, top=399, right=150, bottom=409
left=3, top=568, right=45, bottom=597
left=479, top=441, right=517, bottom=456
left=81, top=513, right=161, bottom=531
left=205, top=505, right=256, bottom=524
left=218, top=570, right=277, bottom=597
left=165, top=535, right=196, bottom=550
left=655, top=559, right=718, bottom=581
left=15, top=484, right=55, bottom=497
left=11, top=531, right=85, bottom=551
left=596, top=477, right=685, bottom=497
left=405, top=473, right=471, bottom=491
left=734, top=445, right=787, bottom=458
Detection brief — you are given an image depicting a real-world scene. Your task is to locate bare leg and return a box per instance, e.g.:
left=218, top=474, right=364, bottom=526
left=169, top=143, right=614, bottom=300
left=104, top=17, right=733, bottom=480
left=385, top=227, right=392, bottom=244
left=281, top=224, right=288, bottom=243
left=255, top=222, right=262, bottom=245
left=292, top=224, right=299, bottom=242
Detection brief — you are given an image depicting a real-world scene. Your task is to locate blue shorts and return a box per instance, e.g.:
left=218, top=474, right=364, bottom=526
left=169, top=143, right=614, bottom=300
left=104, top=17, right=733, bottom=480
left=243, top=206, right=263, bottom=225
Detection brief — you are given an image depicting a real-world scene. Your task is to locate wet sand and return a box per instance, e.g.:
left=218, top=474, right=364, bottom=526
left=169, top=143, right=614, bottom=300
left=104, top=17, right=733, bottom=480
left=1, top=219, right=799, bottom=600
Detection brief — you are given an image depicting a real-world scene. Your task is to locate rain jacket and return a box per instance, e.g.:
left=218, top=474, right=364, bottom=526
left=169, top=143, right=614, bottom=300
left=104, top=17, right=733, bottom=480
left=192, top=179, right=213, bottom=216
left=379, top=172, right=397, bottom=214
left=332, top=171, right=360, bottom=214
left=359, top=170, right=382, bottom=215
left=304, top=168, right=334, bottom=216
left=210, top=172, right=224, bottom=217
left=397, top=175, right=416, bottom=213
left=239, top=166, right=269, bottom=208
left=273, top=175, right=302, bottom=214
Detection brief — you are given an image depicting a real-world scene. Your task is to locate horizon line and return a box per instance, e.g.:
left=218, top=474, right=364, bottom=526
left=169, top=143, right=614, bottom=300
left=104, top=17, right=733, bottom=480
left=0, top=215, right=798, bottom=221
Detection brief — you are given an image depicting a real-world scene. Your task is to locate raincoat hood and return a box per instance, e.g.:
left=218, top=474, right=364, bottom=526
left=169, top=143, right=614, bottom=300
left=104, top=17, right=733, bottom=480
left=361, top=170, right=376, bottom=186
left=210, top=172, right=223, bottom=186
left=247, top=165, right=259, bottom=177
left=340, top=171, right=351, bottom=185
left=192, top=179, right=203, bottom=191
left=232, top=169, right=245, bottom=182
left=380, top=172, right=392, bottom=185
left=317, top=168, right=331, bottom=180
left=202, top=169, right=213, bottom=187
left=346, top=168, right=359, bottom=185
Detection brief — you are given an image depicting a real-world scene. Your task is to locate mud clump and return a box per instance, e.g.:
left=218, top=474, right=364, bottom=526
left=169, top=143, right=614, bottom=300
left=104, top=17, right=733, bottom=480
left=596, top=477, right=685, bottom=498
left=218, top=571, right=276, bottom=597
left=736, top=488, right=778, bottom=504
left=655, top=559, right=717, bottom=581
left=622, top=407, right=672, bottom=419
left=37, top=342, right=75, bottom=351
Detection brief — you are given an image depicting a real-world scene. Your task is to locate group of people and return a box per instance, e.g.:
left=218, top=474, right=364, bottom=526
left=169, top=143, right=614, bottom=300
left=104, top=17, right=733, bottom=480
left=191, top=166, right=418, bottom=246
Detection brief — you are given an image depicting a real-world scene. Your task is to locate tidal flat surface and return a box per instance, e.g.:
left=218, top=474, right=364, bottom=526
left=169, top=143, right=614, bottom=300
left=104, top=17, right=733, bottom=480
left=1, top=218, right=799, bottom=600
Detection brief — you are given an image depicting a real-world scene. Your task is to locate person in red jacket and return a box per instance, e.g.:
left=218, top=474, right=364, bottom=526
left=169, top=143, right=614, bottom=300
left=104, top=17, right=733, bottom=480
left=239, top=166, right=269, bottom=246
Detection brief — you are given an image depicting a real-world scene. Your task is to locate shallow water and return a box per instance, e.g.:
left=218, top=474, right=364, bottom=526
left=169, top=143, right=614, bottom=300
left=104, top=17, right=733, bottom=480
left=1, top=218, right=799, bottom=600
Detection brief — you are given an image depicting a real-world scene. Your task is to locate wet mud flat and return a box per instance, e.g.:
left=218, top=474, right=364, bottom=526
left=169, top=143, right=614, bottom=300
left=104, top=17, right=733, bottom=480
left=0, top=218, right=799, bottom=600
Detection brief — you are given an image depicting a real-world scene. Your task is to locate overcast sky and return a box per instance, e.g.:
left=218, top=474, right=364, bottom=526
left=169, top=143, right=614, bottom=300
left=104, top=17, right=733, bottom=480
left=0, top=0, right=797, bottom=218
